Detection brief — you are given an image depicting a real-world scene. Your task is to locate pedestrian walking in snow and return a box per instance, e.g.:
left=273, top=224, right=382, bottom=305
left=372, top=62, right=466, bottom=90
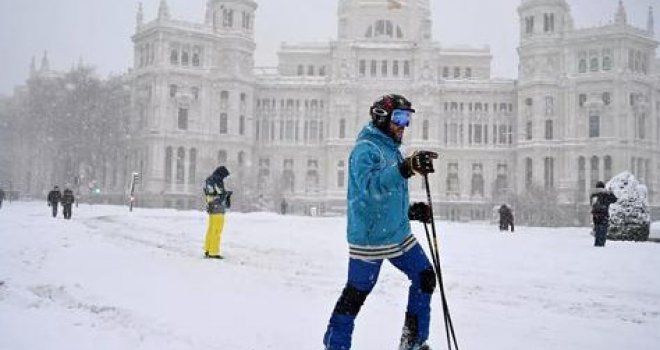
left=0, top=188, right=5, bottom=209
left=203, top=166, right=232, bottom=259
left=590, top=180, right=617, bottom=247
left=47, top=186, right=62, bottom=218
left=323, top=94, right=437, bottom=350
left=498, top=204, right=514, bottom=232
left=61, top=187, right=75, bottom=219
left=280, top=198, right=288, bottom=215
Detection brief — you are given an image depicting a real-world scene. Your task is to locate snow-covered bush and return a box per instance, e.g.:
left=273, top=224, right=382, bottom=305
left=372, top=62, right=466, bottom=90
left=606, top=172, right=651, bottom=241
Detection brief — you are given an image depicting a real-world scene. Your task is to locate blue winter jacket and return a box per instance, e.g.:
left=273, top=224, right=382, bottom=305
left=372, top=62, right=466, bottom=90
left=347, top=123, right=411, bottom=246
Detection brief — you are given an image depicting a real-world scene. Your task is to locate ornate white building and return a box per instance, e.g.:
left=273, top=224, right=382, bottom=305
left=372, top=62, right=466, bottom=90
left=130, top=0, right=660, bottom=221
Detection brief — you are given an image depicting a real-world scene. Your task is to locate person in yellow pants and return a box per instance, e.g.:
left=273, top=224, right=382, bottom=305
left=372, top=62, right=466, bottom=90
left=203, top=166, right=232, bottom=259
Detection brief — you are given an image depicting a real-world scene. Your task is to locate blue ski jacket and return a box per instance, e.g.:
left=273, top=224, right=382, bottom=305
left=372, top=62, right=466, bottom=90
left=346, top=122, right=411, bottom=247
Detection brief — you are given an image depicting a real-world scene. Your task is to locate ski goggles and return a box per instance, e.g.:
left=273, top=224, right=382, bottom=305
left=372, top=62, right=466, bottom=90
left=391, top=109, right=413, bottom=127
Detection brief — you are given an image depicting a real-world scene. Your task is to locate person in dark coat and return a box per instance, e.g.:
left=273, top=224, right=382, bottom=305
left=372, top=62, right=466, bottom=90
left=590, top=180, right=617, bottom=247
left=203, top=166, right=232, bottom=259
left=61, top=188, right=75, bottom=219
left=47, top=186, right=62, bottom=218
left=280, top=198, right=288, bottom=215
left=0, top=188, right=5, bottom=209
left=498, top=204, right=514, bottom=232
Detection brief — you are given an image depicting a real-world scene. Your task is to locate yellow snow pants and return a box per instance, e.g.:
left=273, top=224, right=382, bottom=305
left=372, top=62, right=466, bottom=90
left=204, top=213, right=225, bottom=256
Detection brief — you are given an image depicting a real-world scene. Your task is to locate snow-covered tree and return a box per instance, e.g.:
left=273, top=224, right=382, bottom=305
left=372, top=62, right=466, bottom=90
left=606, top=171, right=651, bottom=241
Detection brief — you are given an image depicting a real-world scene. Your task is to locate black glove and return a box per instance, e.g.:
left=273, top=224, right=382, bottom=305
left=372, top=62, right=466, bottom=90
left=409, top=202, right=433, bottom=224
left=400, top=151, right=439, bottom=178
left=226, top=191, right=233, bottom=209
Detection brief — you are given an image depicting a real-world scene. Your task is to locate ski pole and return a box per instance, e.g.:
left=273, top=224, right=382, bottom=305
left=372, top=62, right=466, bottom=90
left=423, top=174, right=459, bottom=350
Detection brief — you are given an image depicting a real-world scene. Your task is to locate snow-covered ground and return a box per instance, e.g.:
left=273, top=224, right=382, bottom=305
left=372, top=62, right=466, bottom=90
left=1, top=201, right=659, bottom=350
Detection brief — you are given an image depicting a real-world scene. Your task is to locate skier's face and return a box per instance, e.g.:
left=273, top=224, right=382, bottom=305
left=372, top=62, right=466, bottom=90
left=388, top=122, right=405, bottom=143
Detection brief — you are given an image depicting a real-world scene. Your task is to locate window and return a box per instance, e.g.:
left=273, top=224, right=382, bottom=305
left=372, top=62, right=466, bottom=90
left=442, top=67, right=449, bottom=78
left=297, top=65, right=304, bottom=76
left=545, top=96, right=554, bottom=115
left=165, top=147, right=173, bottom=184
left=170, top=49, right=179, bottom=65
left=544, top=13, right=554, bottom=32
left=381, top=60, right=388, bottom=76
left=220, top=91, right=229, bottom=109
left=604, top=156, right=612, bottom=180
left=471, top=164, right=484, bottom=197
left=404, top=61, right=410, bottom=77
left=370, top=60, right=377, bottom=77
left=176, top=147, right=185, bottom=184
left=239, top=115, right=245, bottom=135
left=579, top=59, right=587, bottom=73
left=339, top=119, right=346, bottom=139
left=308, top=65, right=314, bottom=76
left=319, top=66, right=326, bottom=76
left=525, top=16, right=534, bottom=34
left=590, top=156, right=599, bottom=188
left=393, top=60, right=399, bottom=76
left=178, top=108, right=188, bottom=130
left=181, top=50, right=189, bottom=66
left=544, top=157, right=554, bottom=189
left=223, top=8, right=234, bottom=28
left=359, top=60, right=366, bottom=77
left=465, top=67, right=472, bottom=79
left=188, top=148, right=197, bottom=185
left=169, top=84, right=177, bottom=98
left=589, top=113, right=600, bottom=138
left=578, top=156, right=586, bottom=201
left=220, top=113, right=228, bottom=134
left=590, top=57, right=599, bottom=72
left=579, top=94, right=587, bottom=107
left=453, top=67, right=460, bottom=78
left=525, top=158, right=533, bottom=189
left=474, top=124, right=482, bottom=144
left=545, top=120, right=553, bottom=140
left=192, top=87, right=199, bottom=100
left=602, top=54, right=611, bottom=71
left=422, top=120, right=429, bottom=140
left=238, top=151, right=245, bottom=166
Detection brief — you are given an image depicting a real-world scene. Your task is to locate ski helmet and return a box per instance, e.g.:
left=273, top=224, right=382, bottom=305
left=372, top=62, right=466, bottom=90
left=212, top=166, right=230, bottom=180
left=370, top=94, right=415, bottom=130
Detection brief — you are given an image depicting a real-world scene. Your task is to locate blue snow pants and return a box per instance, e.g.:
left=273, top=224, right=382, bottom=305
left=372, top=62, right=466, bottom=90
left=323, top=243, right=434, bottom=350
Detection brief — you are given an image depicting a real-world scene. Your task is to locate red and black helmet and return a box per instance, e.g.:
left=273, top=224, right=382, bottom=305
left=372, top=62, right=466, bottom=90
left=370, top=94, right=415, bottom=128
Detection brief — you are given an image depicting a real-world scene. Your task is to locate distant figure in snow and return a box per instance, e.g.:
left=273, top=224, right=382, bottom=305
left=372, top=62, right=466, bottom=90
left=498, top=204, right=514, bottom=232
left=203, top=166, right=232, bottom=259
left=47, top=186, right=62, bottom=218
left=61, top=187, right=75, bottom=219
left=280, top=198, right=288, bottom=215
left=0, top=187, right=5, bottom=209
left=590, top=180, right=617, bottom=247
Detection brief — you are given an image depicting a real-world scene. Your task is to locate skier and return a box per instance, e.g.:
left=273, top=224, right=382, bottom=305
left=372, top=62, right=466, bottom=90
left=323, top=94, right=438, bottom=350
left=203, top=166, right=232, bottom=259
left=498, top=204, right=514, bottom=232
left=590, top=180, right=617, bottom=247
left=0, top=187, right=5, bottom=209
left=61, top=187, right=75, bottom=219
left=47, top=186, right=62, bottom=218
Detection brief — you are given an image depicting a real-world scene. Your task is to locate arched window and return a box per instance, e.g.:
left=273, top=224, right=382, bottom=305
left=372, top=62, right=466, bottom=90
left=578, top=156, right=586, bottom=201
left=170, top=49, right=179, bottom=65
left=181, top=51, right=189, bottom=66
left=239, top=115, right=245, bottom=135
left=471, top=164, right=484, bottom=197
left=165, top=146, right=173, bottom=183
left=217, top=150, right=227, bottom=164
left=590, top=156, right=600, bottom=188
left=525, top=158, right=533, bottom=189
left=602, top=56, right=611, bottom=71
left=590, top=57, right=599, bottom=72
left=604, top=156, right=612, bottom=180
left=220, top=113, right=228, bottom=134
left=545, top=120, right=553, bottom=140
left=339, top=119, right=346, bottom=139
left=188, top=148, right=197, bottom=185
left=176, top=147, right=185, bottom=184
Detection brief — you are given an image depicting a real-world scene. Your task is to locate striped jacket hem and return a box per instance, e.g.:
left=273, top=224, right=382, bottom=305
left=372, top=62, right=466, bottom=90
left=349, top=234, right=418, bottom=260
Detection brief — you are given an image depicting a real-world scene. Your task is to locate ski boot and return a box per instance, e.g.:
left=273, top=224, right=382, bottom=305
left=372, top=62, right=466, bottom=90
left=399, top=312, right=432, bottom=350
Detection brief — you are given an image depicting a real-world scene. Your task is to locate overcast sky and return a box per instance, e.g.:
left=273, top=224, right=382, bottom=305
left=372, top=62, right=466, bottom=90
left=0, top=0, right=658, bottom=95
